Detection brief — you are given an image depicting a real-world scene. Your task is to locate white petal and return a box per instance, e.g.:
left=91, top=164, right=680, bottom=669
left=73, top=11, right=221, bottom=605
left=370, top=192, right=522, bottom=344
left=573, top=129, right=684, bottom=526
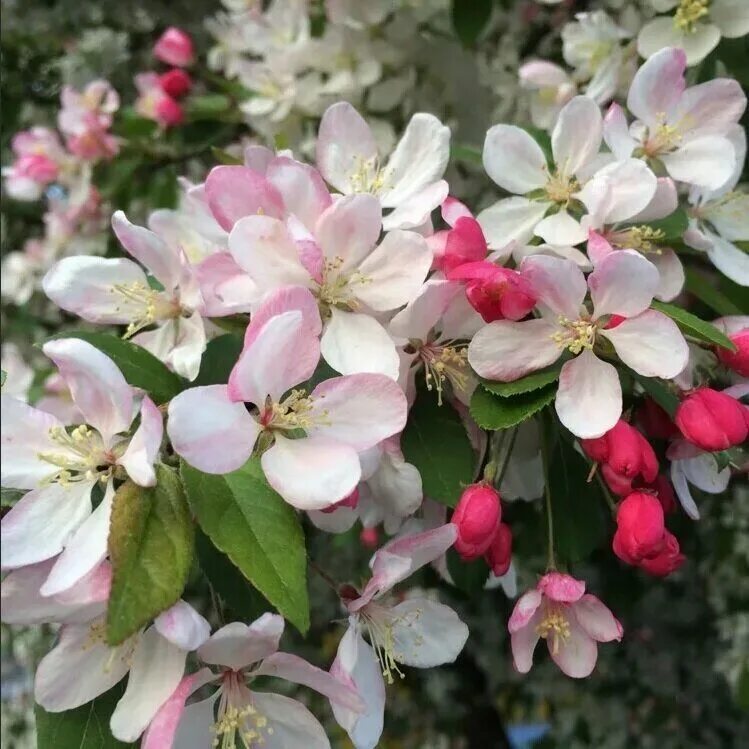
left=520, top=254, right=587, bottom=319
left=549, top=609, right=598, bottom=678
left=712, top=0, right=749, bottom=37
left=661, top=136, right=736, bottom=190
left=581, top=159, right=658, bottom=224
left=551, top=96, right=602, bottom=177
left=252, top=691, right=331, bottom=749
left=589, top=249, right=659, bottom=318
left=315, top=194, right=382, bottom=271
left=477, top=198, right=551, bottom=248
left=117, top=396, right=162, bottom=487
left=651, top=248, right=685, bottom=302
left=602, top=103, right=636, bottom=160
left=555, top=350, right=622, bottom=439
left=534, top=209, right=588, bottom=246
left=631, top=177, right=678, bottom=222
left=482, top=125, right=548, bottom=194
left=707, top=235, right=749, bottom=286
left=154, top=601, right=211, bottom=651
left=173, top=696, right=217, bottom=749
left=670, top=461, right=702, bottom=520
left=266, top=156, right=332, bottom=232
left=381, top=180, right=448, bottom=231
left=682, top=452, right=731, bottom=493
left=388, top=279, right=461, bottom=342
left=627, top=46, right=686, bottom=124
left=198, top=615, right=284, bottom=671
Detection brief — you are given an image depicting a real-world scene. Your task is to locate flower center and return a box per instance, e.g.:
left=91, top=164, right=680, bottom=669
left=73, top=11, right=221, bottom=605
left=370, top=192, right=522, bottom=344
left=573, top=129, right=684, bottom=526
left=551, top=316, right=597, bottom=354
left=608, top=225, right=665, bottom=253
left=643, top=114, right=682, bottom=157
left=213, top=673, right=274, bottom=749
left=536, top=607, right=571, bottom=655
left=37, top=424, right=117, bottom=486
left=110, top=281, right=182, bottom=338
left=544, top=170, right=579, bottom=205
left=259, top=389, right=330, bottom=431
left=418, top=343, right=471, bottom=405
left=359, top=603, right=412, bottom=685
left=674, top=0, right=710, bottom=33
left=316, top=256, right=372, bottom=312
left=349, top=155, right=387, bottom=195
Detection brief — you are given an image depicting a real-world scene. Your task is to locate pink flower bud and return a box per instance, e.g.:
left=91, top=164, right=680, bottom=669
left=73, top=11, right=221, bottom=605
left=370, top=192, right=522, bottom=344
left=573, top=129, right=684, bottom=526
left=159, top=68, right=193, bottom=98
left=155, top=96, right=185, bottom=127
left=612, top=492, right=665, bottom=565
left=636, top=397, right=678, bottom=440
left=359, top=527, right=379, bottom=549
left=716, top=329, right=749, bottom=377
left=153, top=27, right=194, bottom=68
left=650, top=474, right=676, bottom=514
left=675, top=387, right=749, bottom=452
left=15, top=154, right=59, bottom=183
left=639, top=531, right=685, bottom=577
left=484, top=522, right=512, bottom=576
left=452, top=484, right=502, bottom=560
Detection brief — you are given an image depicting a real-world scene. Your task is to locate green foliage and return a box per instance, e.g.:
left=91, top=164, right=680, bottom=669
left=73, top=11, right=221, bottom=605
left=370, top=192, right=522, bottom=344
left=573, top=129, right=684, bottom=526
left=480, top=364, right=562, bottom=397
left=470, top=384, right=556, bottom=430
left=106, top=465, right=194, bottom=645
left=446, top=548, right=489, bottom=596
left=181, top=457, right=310, bottom=633
left=684, top=267, right=743, bottom=316
left=401, top=389, right=475, bottom=507
left=632, top=373, right=681, bottom=417
left=451, top=0, right=493, bottom=47
left=193, top=333, right=244, bottom=386
left=651, top=300, right=737, bottom=351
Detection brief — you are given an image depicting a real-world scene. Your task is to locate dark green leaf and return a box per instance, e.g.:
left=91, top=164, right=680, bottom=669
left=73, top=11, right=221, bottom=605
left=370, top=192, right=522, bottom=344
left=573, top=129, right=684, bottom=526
left=113, top=108, right=158, bottom=139
left=684, top=267, right=743, bottom=316
left=451, top=0, right=493, bottom=46
left=35, top=684, right=135, bottom=748
left=470, top=384, right=556, bottom=430
left=632, top=374, right=681, bottom=417
left=181, top=458, right=309, bottom=633
left=193, top=334, right=243, bottom=386
left=480, top=363, right=562, bottom=397
left=106, top=465, right=194, bottom=645
left=446, top=548, right=489, bottom=597
left=401, top=389, right=476, bottom=507
left=521, top=125, right=553, bottom=165
left=450, top=143, right=482, bottom=165
left=1, top=487, right=25, bottom=507
left=46, top=332, right=185, bottom=404
left=651, top=300, right=737, bottom=351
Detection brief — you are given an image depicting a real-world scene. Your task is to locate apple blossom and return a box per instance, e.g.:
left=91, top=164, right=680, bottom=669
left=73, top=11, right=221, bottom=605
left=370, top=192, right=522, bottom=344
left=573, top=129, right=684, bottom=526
left=134, top=73, right=185, bottom=127
left=159, top=68, right=193, bottom=98
left=485, top=522, right=513, bottom=577
left=451, top=483, right=502, bottom=560
left=2, top=127, right=66, bottom=201
left=154, top=27, right=195, bottom=67
left=674, top=387, right=749, bottom=452
left=518, top=60, right=576, bottom=130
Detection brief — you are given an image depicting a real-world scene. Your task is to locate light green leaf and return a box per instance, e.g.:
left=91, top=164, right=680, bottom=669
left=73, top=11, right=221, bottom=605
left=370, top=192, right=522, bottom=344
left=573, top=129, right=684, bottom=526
left=479, top=363, right=562, bottom=397
left=684, top=267, right=743, bottom=316
left=1, top=487, right=25, bottom=507
left=106, top=465, right=194, bottom=645
left=401, top=389, right=476, bottom=507
left=184, top=94, right=232, bottom=119
left=193, top=334, right=243, bottom=386
left=470, top=384, right=556, bottom=430
left=651, top=300, right=737, bottom=351
left=181, top=458, right=310, bottom=633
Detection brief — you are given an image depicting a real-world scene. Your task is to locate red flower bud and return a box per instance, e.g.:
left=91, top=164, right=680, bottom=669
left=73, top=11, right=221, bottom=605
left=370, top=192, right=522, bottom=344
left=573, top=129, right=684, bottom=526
left=484, top=522, right=512, bottom=576
left=359, top=527, right=379, bottom=549
left=154, top=27, right=195, bottom=67
left=650, top=474, right=676, bottom=514
left=159, top=68, right=192, bottom=98
left=636, top=397, right=679, bottom=440
left=639, top=531, right=685, bottom=577
left=675, top=387, right=749, bottom=452
left=155, top=96, right=184, bottom=127
left=452, top=484, right=502, bottom=560
left=612, top=492, right=665, bottom=565
left=716, top=329, right=749, bottom=377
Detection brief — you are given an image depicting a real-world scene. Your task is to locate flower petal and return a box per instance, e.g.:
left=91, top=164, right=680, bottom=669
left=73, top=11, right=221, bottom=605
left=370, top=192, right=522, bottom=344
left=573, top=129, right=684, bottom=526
left=661, top=136, right=736, bottom=190
left=551, top=96, right=602, bottom=177
left=315, top=194, right=382, bottom=271
left=589, top=249, right=658, bottom=318
left=382, top=180, right=449, bottom=231
left=477, top=197, right=552, bottom=248
left=483, top=125, right=548, bottom=194
left=534, top=209, right=588, bottom=246
left=707, top=234, right=749, bottom=286
left=548, top=609, right=598, bottom=678
left=510, top=607, right=543, bottom=673
left=627, top=46, right=686, bottom=125
left=117, top=396, right=162, bottom=488
left=651, top=248, right=685, bottom=302
left=154, top=601, right=211, bottom=651
left=266, top=156, right=332, bottom=232
left=198, top=615, right=284, bottom=671
left=251, top=691, right=331, bottom=749
left=520, top=254, right=587, bottom=319
left=573, top=595, right=623, bottom=643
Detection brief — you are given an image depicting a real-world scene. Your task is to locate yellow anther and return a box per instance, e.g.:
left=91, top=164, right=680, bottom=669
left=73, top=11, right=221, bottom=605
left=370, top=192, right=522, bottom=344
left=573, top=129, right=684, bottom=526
left=551, top=317, right=597, bottom=354
left=536, top=609, right=572, bottom=655
left=674, top=0, right=710, bottom=33
left=421, top=344, right=470, bottom=405
left=110, top=282, right=181, bottom=339
left=609, top=225, right=665, bottom=253
left=38, top=424, right=118, bottom=486
left=544, top=170, right=580, bottom=205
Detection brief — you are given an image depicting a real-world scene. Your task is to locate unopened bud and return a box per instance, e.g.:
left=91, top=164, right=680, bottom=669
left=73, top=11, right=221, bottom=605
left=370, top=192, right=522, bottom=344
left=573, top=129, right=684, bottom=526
left=153, top=27, right=194, bottom=67
left=675, top=387, right=749, bottom=452
left=484, top=522, right=512, bottom=576
left=612, top=492, right=665, bottom=565
left=452, top=483, right=502, bottom=560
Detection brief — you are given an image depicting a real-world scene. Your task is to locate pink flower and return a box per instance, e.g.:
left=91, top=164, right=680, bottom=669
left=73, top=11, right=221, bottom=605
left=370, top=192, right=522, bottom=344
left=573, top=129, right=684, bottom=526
left=509, top=572, right=622, bottom=678
left=2, top=128, right=65, bottom=200
left=675, top=387, right=749, bottom=452
left=58, top=80, right=120, bottom=160
left=451, top=483, right=502, bottom=560
left=469, top=251, right=689, bottom=438
left=638, top=531, right=685, bottom=577
left=612, top=492, right=666, bottom=565
left=159, top=68, right=193, bottom=98
left=167, top=286, right=407, bottom=509
left=714, top=316, right=749, bottom=377
left=134, top=73, right=184, bottom=128
left=153, top=27, right=195, bottom=67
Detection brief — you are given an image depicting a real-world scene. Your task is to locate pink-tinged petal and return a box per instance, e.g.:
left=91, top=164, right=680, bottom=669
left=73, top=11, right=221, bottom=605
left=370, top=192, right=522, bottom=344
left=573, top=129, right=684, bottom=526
left=154, top=601, right=211, bottom=651
left=661, top=136, right=736, bottom=190
left=308, top=505, right=358, bottom=534
left=510, top=607, right=543, bottom=673
left=468, top=318, right=562, bottom=381
left=330, top=625, right=386, bottom=749
left=508, top=589, right=543, bottom=633
left=381, top=179, right=448, bottom=231
left=1, top=559, right=109, bottom=625
left=707, top=235, right=749, bottom=286
left=228, top=214, right=311, bottom=290
left=141, top=668, right=215, bottom=749
left=589, top=249, right=658, bottom=318
left=587, top=231, right=615, bottom=265
left=602, top=103, right=636, bottom=160
left=442, top=196, right=473, bottom=226
left=228, top=311, right=319, bottom=405
left=316, top=102, right=378, bottom=194
left=354, top=230, right=432, bottom=311
left=534, top=209, right=587, bottom=246
left=43, top=256, right=150, bottom=325
left=548, top=609, right=598, bottom=678
left=111, top=211, right=181, bottom=291
left=195, top=252, right=257, bottom=317
left=601, top=310, right=688, bottom=378
left=253, top=652, right=365, bottom=712
left=651, top=248, right=685, bottom=302
left=389, top=279, right=461, bottom=342
left=1, top=482, right=93, bottom=570
left=315, top=194, right=382, bottom=270
left=167, top=385, right=260, bottom=474
left=626, top=47, right=686, bottom=127
left=244, top=145, right=274, bottom=173
left=266, top=156, right=332, bottom=231
left=42, top=338, right=134, bottom=448
left=35, top=623, right=130, bottom=712
left=205, top=165, right=284, bottom=231
left=261, top=434, right=361, bottom=510
left=198, top=615, right=284, bottom=671
left=379, top=112, right=450, bottom=206
left=0, top=395, right=67, bottom=489
left=483, top=125, right=548, bottom=194
left=251, top=691, right=331, bottom=749
left=40, top=481, right=115, bottom=596
left=538, top=572, right=586, bottom=603
left=551, top=96, right=602, bottom=177
left=573, top=594, right=623, bottom=643
left=675, top=78, right=747, bottom=139
left=130, top=315, right=206, bottom=382
left=632, top=177, right=678, bottom=222
left=519, top=254, right=587, bottom=318
left=581, top=159, right=658, bottom=224
left=556, top=351, right=622, bottom=439
left=321, top=309, right=400, bottom=379
left=172, top=695, right=217, bottom=748
left=117, top=396, right=162, bottom=487
left=110, top=628, right=187, bottom=743
left=388, top=598, right=468, bottom=667
left=478, top=197, right=552, bottom=247
left=244, top=285, right=322, bottom=348
left=308, top=373, right=407, bottom=451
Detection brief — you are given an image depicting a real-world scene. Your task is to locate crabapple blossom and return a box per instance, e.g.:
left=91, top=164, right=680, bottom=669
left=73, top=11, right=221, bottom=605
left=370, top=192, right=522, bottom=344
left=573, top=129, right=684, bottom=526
left=134, top=73, right=185, bottom=127
left=451, top=483, right=502, bottom=560
left=518, top=61, right=576, bottom=130
left=509, top=572, right=623, bottom=678
left=612, top=492, right=667, bottom=565
left=469, top=251, right=689, bottom=438
left=674, top=387, right=749, bottom=452
left=58, top=80, right=120, bottom=160
left=159, top=68, right=193, bottom=98
left=485, top=522, right=513, bottom=577
left=1, top=338, right=162, bottom=595
left=2, top=127, right=66, bottom=200
left=153, top=27, right=195, bottom=67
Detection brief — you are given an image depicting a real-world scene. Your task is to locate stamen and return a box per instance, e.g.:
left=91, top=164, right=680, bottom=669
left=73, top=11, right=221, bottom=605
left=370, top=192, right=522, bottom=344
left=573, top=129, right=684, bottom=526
left=536, top=607, right=572, bottom=655
left=550, top=317, right=597, bottom=354
left=544, top=169, right=579, bottom=205
left=37, top=425, right=115, bottom=486
left=420, top=344, right=470, bottom=405
left=212, top=674, right=274, bottom=748
left=674, top=0, right=710, bottom=33
left=109, top=282, right=180, bottom=338
left=316, top=256, right=372, bottom=312
left=262, top=390, right=330, bottom=431
left=608, top=225, right=665, bottom=253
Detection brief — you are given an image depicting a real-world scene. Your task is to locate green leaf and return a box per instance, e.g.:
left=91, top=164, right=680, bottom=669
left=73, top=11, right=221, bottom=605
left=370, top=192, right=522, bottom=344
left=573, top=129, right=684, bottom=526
left=651, top=300, right=737, bottom=351
left=450, top=143, right=482, bottom=166
left=106, top=465, right=194, bottom=645
left=113, top=108, right=158, bottom=139
left=637, top=208, right=688, bottom=240
left=546, top=428, right=609, bottom=565
left=193, top=334, right=243, bottom=386
left=46, top=331, right=185, bottom=404
left=185, top=94, right=233, bottom=120
left=181, top=458, right=310, bottom=633
left=480, top=363, right=562, bottom=397
left=521, top=125, right=553, bottom=165
left=632, top=374, right=681, bottom=417
left=470, top=384, right=556, bottom=430
left=1, top=487, right=25, bottom=507
left=35, top=684, right=135, bottom=748
left=1, top=368, right=7, bottom=386
left=401, top=389, right=476, bottom=507
left=446, top=548, right=489, bottom=597
left=211, top=146, right=243, bottom=165
left=684, top=267, right=743, bottom=316
left=451, top=0, right=493, bottom=47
